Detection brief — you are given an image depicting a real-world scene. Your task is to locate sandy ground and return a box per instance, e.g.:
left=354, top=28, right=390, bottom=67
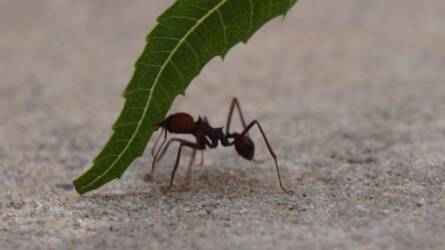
left=1, top=0, right=445, bottom=249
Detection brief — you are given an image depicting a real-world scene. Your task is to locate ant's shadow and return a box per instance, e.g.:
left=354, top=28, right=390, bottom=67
left=75, top=166, right=290, bottom=210
left=150, top=164, right=288, bottom=194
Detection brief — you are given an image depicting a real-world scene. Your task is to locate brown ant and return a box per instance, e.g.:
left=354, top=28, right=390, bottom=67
left=144, top=98, right=293, bottom=194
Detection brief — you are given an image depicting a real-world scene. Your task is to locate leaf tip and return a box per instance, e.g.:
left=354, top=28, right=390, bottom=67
left=72, top=179, right=85, bottom=195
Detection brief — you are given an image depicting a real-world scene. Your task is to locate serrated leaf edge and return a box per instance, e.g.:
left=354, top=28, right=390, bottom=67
left=76, top=0, right=229, bottom=193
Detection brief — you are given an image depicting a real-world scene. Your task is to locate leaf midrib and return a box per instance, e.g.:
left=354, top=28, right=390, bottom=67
left=78, top=0, right=228, bottom=193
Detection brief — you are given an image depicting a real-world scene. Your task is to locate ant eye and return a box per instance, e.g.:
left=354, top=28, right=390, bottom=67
left=234, top=135, right=255, bottom=160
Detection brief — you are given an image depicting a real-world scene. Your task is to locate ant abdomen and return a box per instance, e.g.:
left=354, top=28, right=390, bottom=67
left=234, top=135, right=255, bottom=160
left=159, top=112, right=194, bottom=134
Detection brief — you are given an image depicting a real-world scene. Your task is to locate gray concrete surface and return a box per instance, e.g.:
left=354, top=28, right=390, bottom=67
left=1, top=0, right=445, bottom=249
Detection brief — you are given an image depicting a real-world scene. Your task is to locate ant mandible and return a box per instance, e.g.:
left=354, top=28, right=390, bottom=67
left=144, top=97, right=293, bottom=194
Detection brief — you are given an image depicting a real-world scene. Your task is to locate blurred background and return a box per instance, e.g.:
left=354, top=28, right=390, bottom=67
left=1, top=0, right=445, bottom=249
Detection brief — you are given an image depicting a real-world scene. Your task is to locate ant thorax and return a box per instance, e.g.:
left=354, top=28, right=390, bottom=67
left=193, top=117, right=228, bottom=147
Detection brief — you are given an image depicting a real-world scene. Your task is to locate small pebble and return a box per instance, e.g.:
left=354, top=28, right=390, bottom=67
left=10, top=200, right=24, bottom=209
left=416, top=197, right=426, bottom=207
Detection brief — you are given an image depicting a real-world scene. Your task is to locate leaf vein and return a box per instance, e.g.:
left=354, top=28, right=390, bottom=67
left=216, top=9, right=227, bottom=55
left=125, top=88, right=152, bottom=96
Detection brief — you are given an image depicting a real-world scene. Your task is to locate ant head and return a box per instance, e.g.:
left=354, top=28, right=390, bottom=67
left=157, top=113, right=194, bottom=134
left=234, top=134, right=255, bottom=160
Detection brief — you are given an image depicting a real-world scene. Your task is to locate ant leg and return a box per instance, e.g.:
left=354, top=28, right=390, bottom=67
left=164, top=140, right=203, bottom=193
left=154, top=137, right=187, bottom=164
left=189, top=149, right=198, bottom=167
left=145, top=136, right=185, bottom=182
left=199, top=150, right=204, bottom=166
left=240, top=120, right=293, bottom=194
left=144, top=129, right=168, bottom=182
left=177, top=149, right=197, bottom=191
left=151, top=128, right=165, bottom=156
left=225, top=97, right=248, bottom=134
left=225, top=98, right=264, bottom=161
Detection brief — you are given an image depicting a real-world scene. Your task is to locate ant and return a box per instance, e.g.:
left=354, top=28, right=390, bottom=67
left=144, top=97, right=293, bottom=194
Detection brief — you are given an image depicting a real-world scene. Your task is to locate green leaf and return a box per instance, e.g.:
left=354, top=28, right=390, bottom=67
left=73, top=0, right=298, bottom=194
